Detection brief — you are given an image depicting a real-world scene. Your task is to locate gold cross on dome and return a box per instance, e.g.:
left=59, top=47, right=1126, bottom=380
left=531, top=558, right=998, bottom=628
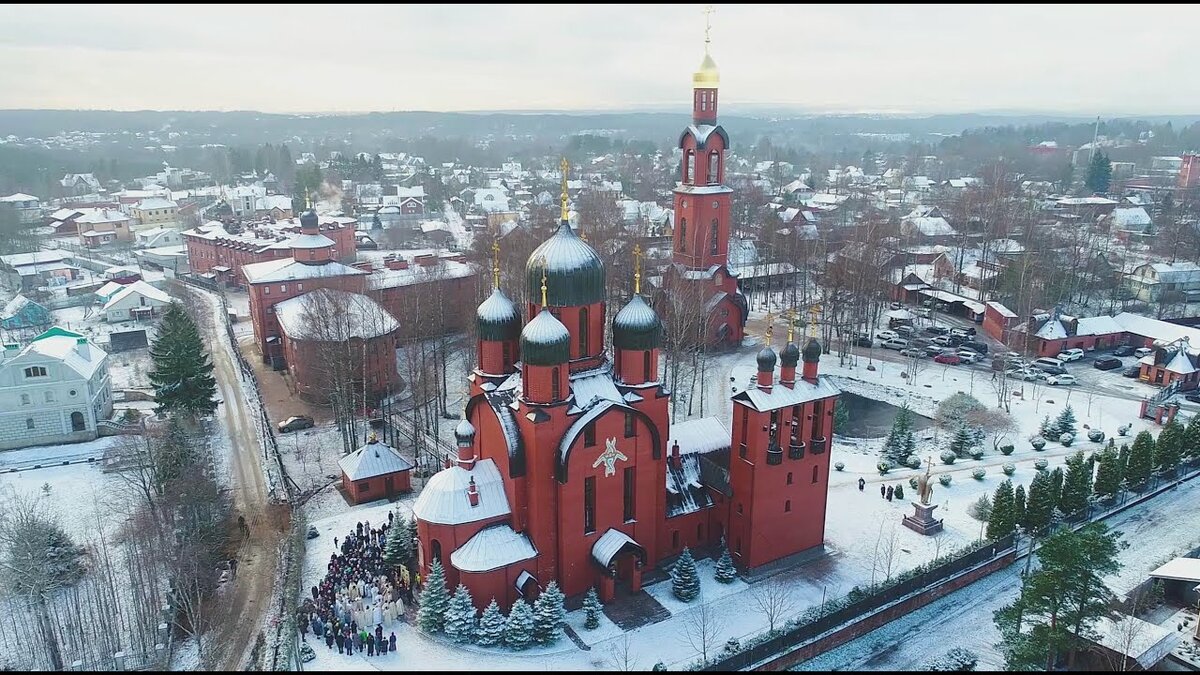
left=763, top=311, right=775, bottom=345
left=808, top=304, right=821, bottom=338
left=491, top=239, right=501, bottom=289
left=786, top=307, right=796, bottom=344
left=703, top=4, right=715, bottom=46
left=560, top=157, right=570, bottom=222
left=633, top=243, right=642, bottom=294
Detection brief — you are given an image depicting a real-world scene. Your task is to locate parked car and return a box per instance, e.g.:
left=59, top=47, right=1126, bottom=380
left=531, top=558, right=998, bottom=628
left=950, top=326, right=977, bottom=338
left=1121, top=366, right=1141, bottom=378
left=946, top=335, right=967, bottom=347
left=933, top=353, right=962, bottom=365
left=895, top=325, right=916, bottom=337
left=278, top=415, right=315, bottom=433
left=876, top=330, right=899, bottom=342
left=1185, top=392, right=1200, bottom=404
left=900, top=347, right=926, bottom=358
left=956, top=350, right=981, bottom=364
left=962, top=340, right=990, bottom=355
left=923, top=325, right=950, bottom=336
left=1112, top=345, right=1136, bottom=357
left=1039, top=364, right=1068, bottom=376
left=889, top=301, right=903, bottom=310
left=881, top=338, right=909, bottom=350
left=931, top=335, right=953, bottom=347
left=1093, top=356, right=1123, bottom=371
left=854, top=336, right=874, bottom=348
left=1032, top=357, right=1066, bottom=372
left=1007, top=368, right=1040, bottom=381
left=1134, top=347, right=1154, bottom=358
left=1057, top=348, right=1085, bottom=362
left=916, top=308, right=932, bottom=319
left=1046, top=374, right=1078, bottom=386
left=925, top=344, right=945, bottom=357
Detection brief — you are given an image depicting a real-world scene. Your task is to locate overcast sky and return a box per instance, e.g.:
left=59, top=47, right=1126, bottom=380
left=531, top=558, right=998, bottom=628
left=0, top=3, right=1195, bottom=115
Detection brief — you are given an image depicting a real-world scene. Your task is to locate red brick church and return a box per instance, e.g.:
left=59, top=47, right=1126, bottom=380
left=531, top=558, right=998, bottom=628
left=412, top=47, right=839, bottom=610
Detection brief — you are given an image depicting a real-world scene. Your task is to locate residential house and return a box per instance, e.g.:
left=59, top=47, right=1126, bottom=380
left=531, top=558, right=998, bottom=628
left=59, top=173, right=103, bottom=197
left=1126, top=262, right=1200, bottom=303
left=101, top=280, right=170, bottom=322
left=1, top=295, right=51, bottom=332
left=1105, top=206, right=1153, bottom=237
left=0, top=327, right=113, bottom=451
left=135, top=227, right=184, bottom=249
left=900, top=205, right=958, bottom=242
left=0, top=251, right=79, bottom=291
left=129, top=197, right=179, bottom=229
left=77, top=209, right=134, bottom=247
left=0, top=193, right=41, bottom=223
left=254, top=195, right=294, bottom=220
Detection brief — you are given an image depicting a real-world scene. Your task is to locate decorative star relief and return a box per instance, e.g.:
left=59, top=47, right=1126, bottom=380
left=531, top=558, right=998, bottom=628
left=592, top=437, right=628, bottom=477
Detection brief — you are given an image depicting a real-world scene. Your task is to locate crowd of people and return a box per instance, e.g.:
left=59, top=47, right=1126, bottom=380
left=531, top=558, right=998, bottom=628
left=299, top=512, right=420, bottom=659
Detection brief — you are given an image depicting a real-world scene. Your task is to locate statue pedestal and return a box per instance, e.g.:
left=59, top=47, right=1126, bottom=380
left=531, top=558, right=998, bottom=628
left=903, top=501, right=944, bottom=535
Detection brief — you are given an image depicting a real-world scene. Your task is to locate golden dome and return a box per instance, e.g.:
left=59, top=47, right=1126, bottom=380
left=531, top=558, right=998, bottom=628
left=693, top=50, right=720, bottom=88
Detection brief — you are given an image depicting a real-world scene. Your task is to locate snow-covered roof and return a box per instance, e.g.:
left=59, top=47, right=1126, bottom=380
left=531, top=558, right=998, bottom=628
left=1, top=294, right=36, bottom=319
left=1165, top=350, right=1197, bottom=375
left=1075, top=315, right=1124, bottom=336
left=18, top=328, right=106, bottom=379
left=1113, top=312, right=1200, bottom=345
left=242, top=257, right=367, bottom=284
left=275, top=289, right=398, bottom=341
left=337, top=438, right=414, bottom=481
left=1034, top=319, right=1067, bottom=340
left=986, top=301, right=1017, bottom=319
left=1109, top=206, right=1152, bottom=229
left=1057, top=196, right=1118, bottom=206
left=591, top=528, right=642, bottom=568
left=1149, top=557, right=1200, bottom=582
left=412, top=459, right=510, bottom=525
left=668, top=417, right=729, bottom=455
left=288, top=233, right=335, bottom=249
left=133, top=197, right=177, bottom=210
left=569, top=364, right=625, bottom=414
left=95, top=281, right=125, bottom=299
left=449, top=524, right=537, bottom=573
left=102, top=280, right=170, bottom=310
left=733, top=375, right=841, bottom=412
left=904, top=216, right=957, bottom=236
left=366, top=259, right=475, bottom=291
left=884, top=308, right=916, bottom=320
left=0, top=192, right=37, bottom=202
left=1143, top=262, right=1200, bottom=285
left=1087, top=615, right=1179, bottom=669
left=1, top=250, right=71, bottom=268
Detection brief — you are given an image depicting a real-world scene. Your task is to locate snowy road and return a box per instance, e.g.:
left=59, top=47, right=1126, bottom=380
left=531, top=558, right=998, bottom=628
left=796, top=471, right=1200, bottom=671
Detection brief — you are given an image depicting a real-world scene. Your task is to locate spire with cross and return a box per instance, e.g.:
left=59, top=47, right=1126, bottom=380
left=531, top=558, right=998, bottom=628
left=560, top=157, right=570, bottom=223
left=491, top=239, right=501, bottom=290
left=786, top=307, right=796, bottom=344
left=703, top=4, right=715, bottom=49
left=633, top=243, right=642, bottom=295
left=808, top=304, right=821, bottom=338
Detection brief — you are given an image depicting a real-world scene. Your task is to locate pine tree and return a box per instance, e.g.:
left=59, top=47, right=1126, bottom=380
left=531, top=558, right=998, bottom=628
left=671, top=547, right=701, bottom=602
left=532, top=581, right=566, bottom=644
left=882, top=402, right=917, bottom=463
left=1059, top=451, right=1092, bottom=517
left=406, top=517, right=420, bottom=565
left=1126, top=430, right=1156, bottom=489
left=1117, top=443, right=1131, bottom=474
left=477, top=597, right=506, bottom=646
left=1085, top=151, right=1113, bottom=194
left=715, top=538, right=737, bottom=584
left=1025, top=472, right=1055, bottom=532
left=1184, top=415, right=1200, bottom=464
left=417, top=560, right=451, bottom=633
left=503, top=599, right=535, bottom=650
left=987, top=480, right=1016, bottom=541
left=1055, top=406, right=1077, bottom=438
left=1039, top=414, right=1059, bottom=440
left=149, top=303, right=218, bottom=416
left=582, top=587, right=603, bottom=630
left=444, top=584, right=478, bottom=643
left=833, top=403, right=849, bottom=434
left=384, top=514, right=413, bottom=568
left=1048, top=467, right=1065, bottom=510
left=1093, top=444, right=1122, bottom=499
left=1154, top=418, right=1184, bottom=473
left=950, top=425, right=976, bottom=458
left=1013, top=484, right=1027, bottom=527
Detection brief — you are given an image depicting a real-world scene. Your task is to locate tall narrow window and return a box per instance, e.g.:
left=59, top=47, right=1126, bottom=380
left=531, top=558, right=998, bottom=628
left=624, top=412, right=636, bottom=438
left=431, top=539, right=442, bottom=567
left=710, top=219, right=720, bottom=255
left=685, top=151, right=695, bottom=184
left=584, top=422, right=596, bottom=447
left=678, top=218, right=687, bottom=251
left=787, top=472, right=794, bottom=485
left=623, top=466, right=636, bottom=521
left=812, top=465, right=819, bottom=484
left=643, top=351, right=652, bottom=381
left=584, top=477, right=596, bottom=534
left=708, top=152, right=720, bottom=185
left=502, top=342, right=511, bottom=369
left=551, top=367, right=561, bottom=401
left=579, top=307, right=589, bottom=354
left=785, top=500, right=792, bottom=513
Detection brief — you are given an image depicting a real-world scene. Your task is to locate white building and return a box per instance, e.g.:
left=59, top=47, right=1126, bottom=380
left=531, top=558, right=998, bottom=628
left=0, top=327, right=113, bottom=451
left=0, top=193, right=41, bottom=223
left=102, top=280, right=171, bottom=322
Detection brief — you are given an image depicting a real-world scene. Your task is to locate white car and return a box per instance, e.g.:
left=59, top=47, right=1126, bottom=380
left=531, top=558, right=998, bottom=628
left=1057, top=348, right=1085, bottom=362
left=881, top=338, right=909, bottom=350
left=876, top=330, right=899, bottom=342
left=1134, top=347, right=1153, bottom=358
left=1046, top=374, right=1078, bottom=386
left=955, top=350, right=980, bottom=364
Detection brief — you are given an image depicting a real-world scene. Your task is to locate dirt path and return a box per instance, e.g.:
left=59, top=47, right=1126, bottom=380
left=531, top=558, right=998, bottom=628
left=199, top=292, right=290, bottom=671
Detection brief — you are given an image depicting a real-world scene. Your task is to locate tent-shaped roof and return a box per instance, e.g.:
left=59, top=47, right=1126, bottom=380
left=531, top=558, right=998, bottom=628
left=337, top=438, right=414, bottom=481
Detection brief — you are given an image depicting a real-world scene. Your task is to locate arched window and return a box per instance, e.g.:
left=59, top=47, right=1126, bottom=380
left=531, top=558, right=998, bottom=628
left=643, top=351, right=652, bottom=381
left=785, top=500, right=792, bottom=513
left=579, top=307, right=589, bottom=354
left=708, top=152, right=720, bottom=184
left=685, top=151, right=695, bottom=184
left=787, top=472, right=794, bottom=485
left=70, top=411, right=85, bottom=432
left=710, top=219, right=720, bottom=256
left=430, top=539, right=442, bottom=567
left=677, top=218, right=687, bottom=251
left=551, top=367, right=561, bottom=401
left=812, top=465, right=819, bottom=484
left=25, top=418, right=35, bottom=430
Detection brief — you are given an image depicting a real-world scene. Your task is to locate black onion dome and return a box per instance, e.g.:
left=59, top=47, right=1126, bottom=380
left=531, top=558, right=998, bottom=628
left=476, top=288, right=521, bottom=341
left=299, top=209, right=319, bottom=229
left=520, top=309, right=570, bottom=366
left=780, top=341, right=801, bottom=367
left=803, top=337, right=822, bottom=363
left=613, top=295, right=663, bottom=351
left=526, top=221, right=605, bottom=307
left=757, top=346, right=777, bottom=372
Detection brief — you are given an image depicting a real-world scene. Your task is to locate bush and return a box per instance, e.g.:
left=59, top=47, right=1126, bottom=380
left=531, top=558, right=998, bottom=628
left=1034, top=459, right=1049, bottom=471
left=939, top=450, right=957, bottom=465
left=1088, top=429, right=1105, bottom=442
left=1060, top=432, right=1075, bottom=446
left=1002, top=463, right=1016, bottom=476
left=894, top=484, right=905, bottom=500
left=834, top=461, right=845, bottom=471
left=1031, top=436, right=1047, bottom=450
left=970, top=449, right=984, bottom=460
left=972, top=468, right=986, bottom=480
left=938, top=474, right=952, bottom=486
left=1000, top=444, right=1015, bottom=456
left=906, top=455, right=922, bottom=469
left=909, top=476, right=919, bottom=490
left=877, top=462, right=891, bottom=475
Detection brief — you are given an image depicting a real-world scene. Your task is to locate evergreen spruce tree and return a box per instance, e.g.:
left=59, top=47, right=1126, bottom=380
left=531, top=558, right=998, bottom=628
left=532, top=581, right=566, bottom=644
left=882, top=402, right=917, bottom=463
left=1085, top=151, right=1113, bottom=194
left=406, top=516, right=420, bottom=565
left=1093, top=444, right=1122, bottom=499
left=1126, top=430, right=1156, bottom=489
left=1184, top=415, right=1200, bottom=464
left=833, top=403, right=849, bottom=435
left=950, top=425, right=976, bottom=458
left=444, top=584, right=478, bottom=643
left=987, top=480, right=1016, bottom=541
left=503, top=599, right=536, bottom=650
left=582, top=587, right=603, bottom=630
left=417, top=560, right=452, bottom=633
left=671, top=547, right=701, bottom=602
left=1055, top=406, right=1077, bottom=438
left=1025, top=472, right=1055, bottom=533
left=1039, top=414, right=1059, bottom=440
left=477, top=598, right=506, bottom=646
left=715, top=538, right=737, bottom=584
left=1154, top=418, right=1184, bottom=474
left=1013, top=484, right=1027, bottom=527
left=1117, top=443, right=1132, bottom=474
left=149, top=303, right=218, bottom=416
left=1059, top=451, right=1093, bottom=517
left=1048, top=467, right=1065, bottom=510
left=384, top=514, right=413, bottom=568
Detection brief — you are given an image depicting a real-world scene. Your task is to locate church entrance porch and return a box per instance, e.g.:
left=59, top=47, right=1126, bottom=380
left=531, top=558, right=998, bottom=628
left=591, top=529, right=648, bottom=603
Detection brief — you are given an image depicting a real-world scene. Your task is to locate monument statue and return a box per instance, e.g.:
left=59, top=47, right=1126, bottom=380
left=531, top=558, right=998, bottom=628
left=917, top=455, right=934, bottom=505
left=904, top=455, right=943, bottom=535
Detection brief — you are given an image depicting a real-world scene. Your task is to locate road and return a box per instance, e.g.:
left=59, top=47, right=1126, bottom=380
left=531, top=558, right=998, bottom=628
left=796, top=471, right=1200, bottom=671
left=196, top=289, right=290, bottom=671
